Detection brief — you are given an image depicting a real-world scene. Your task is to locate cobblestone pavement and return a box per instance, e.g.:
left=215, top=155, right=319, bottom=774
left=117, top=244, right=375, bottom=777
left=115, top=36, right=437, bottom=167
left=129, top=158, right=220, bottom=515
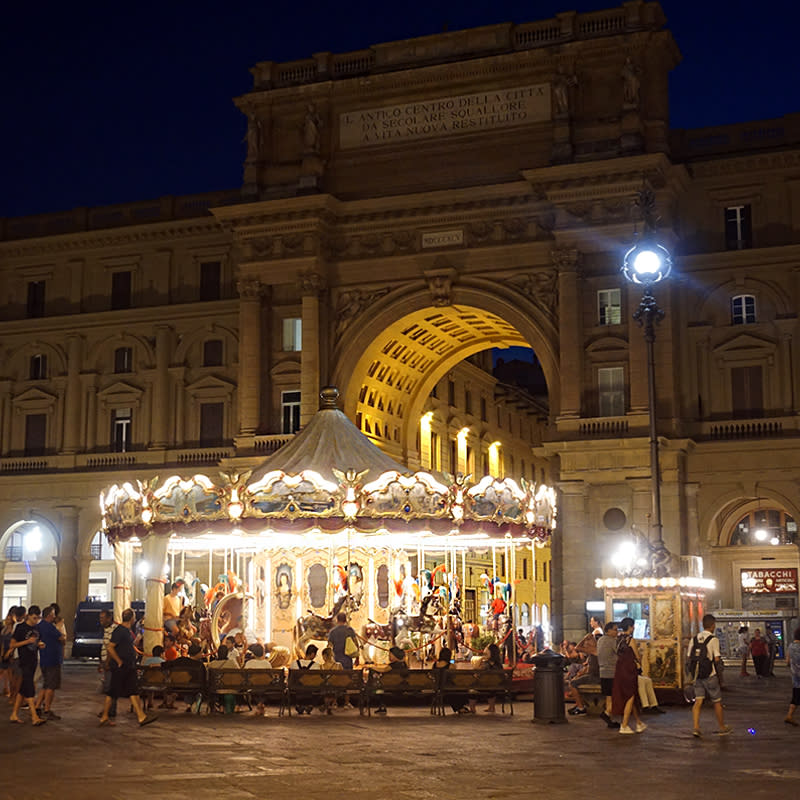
left=1, top=662, right=798, bottom=800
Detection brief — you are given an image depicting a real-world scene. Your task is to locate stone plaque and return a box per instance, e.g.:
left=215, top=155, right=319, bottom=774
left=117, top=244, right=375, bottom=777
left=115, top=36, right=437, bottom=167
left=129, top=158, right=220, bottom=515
left=421, top=229, right=463, bottom=249
left=339, top=84, right=550, bottom=149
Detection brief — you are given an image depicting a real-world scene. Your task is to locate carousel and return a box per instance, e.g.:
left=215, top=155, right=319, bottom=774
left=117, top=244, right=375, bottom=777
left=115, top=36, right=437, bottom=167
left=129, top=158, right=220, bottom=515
left=99, top=387, right=557, bottom=663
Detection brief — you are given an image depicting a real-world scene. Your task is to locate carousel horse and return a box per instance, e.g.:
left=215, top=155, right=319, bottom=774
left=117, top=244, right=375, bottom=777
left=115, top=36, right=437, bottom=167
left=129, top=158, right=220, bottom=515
left=392, top=593, right=442, bottom=639
left=294, top=594, right=348, bottom=657
left=362, top=619, right=393, bottom=644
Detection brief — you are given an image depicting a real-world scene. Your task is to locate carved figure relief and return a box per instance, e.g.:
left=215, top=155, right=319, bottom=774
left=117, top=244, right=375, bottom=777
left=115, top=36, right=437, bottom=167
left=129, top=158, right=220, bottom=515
left=622, top=57, right=641, bottom=107
left=303, top=104, right=322, bottom=154
left=245, top=114, right=262, bottom=161
left=425, top=270, right=455, bottom=307
left=334, top=287, right=391, bottom=338
left=511, top=269, right=558, bottom=316
left=552, top=66, right=578, bottom=117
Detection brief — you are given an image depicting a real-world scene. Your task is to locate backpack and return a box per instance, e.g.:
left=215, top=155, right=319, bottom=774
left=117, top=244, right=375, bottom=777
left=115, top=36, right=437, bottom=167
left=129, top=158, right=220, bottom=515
left=687, top=634, right=714, bottom=681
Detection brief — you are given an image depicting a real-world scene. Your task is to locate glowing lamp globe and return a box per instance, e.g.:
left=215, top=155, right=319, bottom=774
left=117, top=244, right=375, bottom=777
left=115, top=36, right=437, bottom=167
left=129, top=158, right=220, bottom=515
left=622, top=238, right=672, bottom=285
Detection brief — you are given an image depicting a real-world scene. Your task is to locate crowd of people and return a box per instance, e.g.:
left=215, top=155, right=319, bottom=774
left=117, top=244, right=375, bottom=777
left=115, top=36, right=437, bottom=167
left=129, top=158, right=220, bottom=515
left=5, top=588, right=800, bottom=733
left=1, top=603, right=66, bottom=726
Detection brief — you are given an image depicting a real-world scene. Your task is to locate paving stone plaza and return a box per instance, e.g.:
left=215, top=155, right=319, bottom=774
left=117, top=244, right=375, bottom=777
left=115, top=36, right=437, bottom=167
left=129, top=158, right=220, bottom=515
left=2, top=662, right=798, bottom=800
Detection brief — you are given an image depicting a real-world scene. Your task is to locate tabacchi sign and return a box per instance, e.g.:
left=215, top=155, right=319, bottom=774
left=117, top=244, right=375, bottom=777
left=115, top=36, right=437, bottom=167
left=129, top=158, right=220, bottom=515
left=740, top=568, right=798, bottom=593
left=339, top=84, right=550, bottom=148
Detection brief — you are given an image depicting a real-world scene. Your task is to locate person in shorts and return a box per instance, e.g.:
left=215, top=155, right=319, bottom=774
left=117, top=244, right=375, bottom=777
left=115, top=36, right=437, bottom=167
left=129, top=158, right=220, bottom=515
left=99, top=608, right=157, bottom=728
left=8, top=606, right=46, bottom=726
left=35, top=605, right=66, bottom=720
left=596, top=621, right=620, bottom=728
left=689, top=613, right=731, bottom=737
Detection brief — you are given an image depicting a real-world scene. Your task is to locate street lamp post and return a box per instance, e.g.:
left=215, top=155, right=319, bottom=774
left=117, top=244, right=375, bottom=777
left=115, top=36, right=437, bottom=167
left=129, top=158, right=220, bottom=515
left=621, top=188, right=672, bottom=564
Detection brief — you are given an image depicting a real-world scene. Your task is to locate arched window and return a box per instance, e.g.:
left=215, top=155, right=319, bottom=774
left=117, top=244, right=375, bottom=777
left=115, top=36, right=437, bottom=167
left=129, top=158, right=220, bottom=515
left=729, top=509, right=796, bottom=546
left=731, top=294, right=756, bottom=325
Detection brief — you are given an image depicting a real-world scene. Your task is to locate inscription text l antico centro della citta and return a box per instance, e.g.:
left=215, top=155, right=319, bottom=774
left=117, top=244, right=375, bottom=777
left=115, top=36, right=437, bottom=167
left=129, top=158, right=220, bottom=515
left=339, top=84, right=550, bottom=148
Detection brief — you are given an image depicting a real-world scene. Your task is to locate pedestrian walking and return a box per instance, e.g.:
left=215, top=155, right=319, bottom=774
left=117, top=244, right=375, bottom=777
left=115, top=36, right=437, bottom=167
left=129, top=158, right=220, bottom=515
left=596, top=621, right=620, bottom=729
left=750, top=629, right=769, bottom=677
left=689, top=613, right=732, bottom=737
left=784, top=627, right=800, bottom=726
left=8, top=606, right=47, bottom=726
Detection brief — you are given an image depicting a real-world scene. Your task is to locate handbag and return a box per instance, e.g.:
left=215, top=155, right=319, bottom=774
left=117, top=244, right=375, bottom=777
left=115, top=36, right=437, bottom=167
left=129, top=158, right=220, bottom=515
left=345, top=636, right=358, bottom=657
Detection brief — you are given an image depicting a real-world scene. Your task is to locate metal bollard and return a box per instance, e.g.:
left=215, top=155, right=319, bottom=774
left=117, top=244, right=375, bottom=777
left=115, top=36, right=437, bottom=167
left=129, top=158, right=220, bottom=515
left=531, top=649, right=568, bottom=724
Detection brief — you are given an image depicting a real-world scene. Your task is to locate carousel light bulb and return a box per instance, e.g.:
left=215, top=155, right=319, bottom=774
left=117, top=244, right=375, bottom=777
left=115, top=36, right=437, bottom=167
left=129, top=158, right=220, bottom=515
left=754, top=528, right=768, bottom=542
left=141, top=508, right=153, bottom=524
left=137, top=561, right=149, bottom=577
left=342, top=500, right=359, bottom=518
left=227, top=500, right=244, bottom=520
left=770, top=536, right=780, bottom=546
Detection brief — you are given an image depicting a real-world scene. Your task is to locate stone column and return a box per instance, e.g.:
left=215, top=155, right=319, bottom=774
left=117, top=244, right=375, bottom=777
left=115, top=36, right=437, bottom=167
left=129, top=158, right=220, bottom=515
left=0, top=380, right=11, bottom=456
left=300, top=271, right=325, bottom=427
left=55, top=506, right=80, bottom=638
left=141, top=534, right=170, bottom=656
left=0, top=559, right=6, bottom=605
left=555, top=249, right=582, bottom=419
left=237, top=279, right=263, bottom=437
left=82, top=374, right=97, bottom=452
left=76, top=553, right=91, bottom=603
left=62, top=335, right=83, bottom=453
left=556, top=481, right=591, bottom=642
left=150, top=326, right=171, bottom=448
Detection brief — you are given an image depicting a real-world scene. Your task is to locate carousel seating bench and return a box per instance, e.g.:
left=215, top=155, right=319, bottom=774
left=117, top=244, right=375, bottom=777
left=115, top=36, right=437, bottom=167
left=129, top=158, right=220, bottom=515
left=363, top=668, right=439, bottom=715
left=138, top=664, right=207, bottom=712
left=206, top=667, right=289, bottom=715
left=287, top=668, right=366, bottom=713
left=436, top=668, right=514, bottom=715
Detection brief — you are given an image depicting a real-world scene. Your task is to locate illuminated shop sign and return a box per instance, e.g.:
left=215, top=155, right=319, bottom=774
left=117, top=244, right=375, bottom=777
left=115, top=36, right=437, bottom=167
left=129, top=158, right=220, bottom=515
left=740, top=568, right=798, bottom=594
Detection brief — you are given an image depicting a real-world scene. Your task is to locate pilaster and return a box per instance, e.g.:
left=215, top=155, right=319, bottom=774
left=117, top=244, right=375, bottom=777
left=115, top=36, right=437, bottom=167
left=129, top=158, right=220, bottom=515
left=237, top=279, right=263, bottom=436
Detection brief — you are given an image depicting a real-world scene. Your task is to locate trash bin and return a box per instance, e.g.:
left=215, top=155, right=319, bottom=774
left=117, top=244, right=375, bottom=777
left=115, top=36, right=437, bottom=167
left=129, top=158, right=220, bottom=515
left=531, top=649, right=567, bottom=724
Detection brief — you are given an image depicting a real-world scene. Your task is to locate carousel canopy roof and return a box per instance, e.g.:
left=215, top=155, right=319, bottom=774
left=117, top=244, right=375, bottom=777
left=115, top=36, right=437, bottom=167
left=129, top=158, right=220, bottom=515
left=249, top=387, right=408, bottom=485
left=99, top=387, right=557, bottom=543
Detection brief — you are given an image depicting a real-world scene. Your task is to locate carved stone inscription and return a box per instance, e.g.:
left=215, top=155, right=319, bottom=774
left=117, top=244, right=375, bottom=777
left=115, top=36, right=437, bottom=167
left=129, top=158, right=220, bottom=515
left=339, top=84, right=550, bottom=148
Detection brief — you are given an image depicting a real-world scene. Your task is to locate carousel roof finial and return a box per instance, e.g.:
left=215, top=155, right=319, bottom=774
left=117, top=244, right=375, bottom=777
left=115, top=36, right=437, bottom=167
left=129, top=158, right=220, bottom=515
left=319, top=386, right=340, bottom=409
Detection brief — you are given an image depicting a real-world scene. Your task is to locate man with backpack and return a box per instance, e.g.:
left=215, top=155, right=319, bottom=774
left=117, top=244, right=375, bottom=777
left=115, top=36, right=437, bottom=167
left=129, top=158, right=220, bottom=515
left=687, top=613, right=732, bottom=737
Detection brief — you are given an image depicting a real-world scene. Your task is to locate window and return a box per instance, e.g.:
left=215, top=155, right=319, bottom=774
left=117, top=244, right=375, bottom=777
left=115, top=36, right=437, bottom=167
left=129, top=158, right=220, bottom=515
left=281, top=391, right=301, bottom=434
left=449, top=439, right=457, bottom=473
left=27, top=280, right=45, bottom=318
left=199, top=261, right=221, bottom=302
left=29, top=354, right=47, bottom=380
left=464, top=390, right=472, bottom=415
left=448, top=380, right=456, bottom=406
left=24, top=413, right=46, bottom=456
left=598, top=289, right=621, bottom=325
left=731, top=365, right=763, bottom=418
left=114, top=347, right=132, bottom=374
left=203, top=339, right=223, bottom=367
left=522, top=558, right=528, bottom=580
left=199, top=402, right=224, bottom=444
left=731, top=294, right=756, bottom=325
left=110, top=271, right=132, bottom=310
left=111, top=408, right=132, bottom=452
left=598, top=366, right=625, bottom=416
left=282, top=318, right=302, bottom=352
left=480, top=396, right=487, bottom=422
left=725, top=204, right=752, bottom=250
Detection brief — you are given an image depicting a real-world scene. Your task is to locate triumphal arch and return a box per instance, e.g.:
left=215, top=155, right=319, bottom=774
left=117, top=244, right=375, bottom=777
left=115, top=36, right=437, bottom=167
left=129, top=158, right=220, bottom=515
left=3, top=2, right=800, bottom=641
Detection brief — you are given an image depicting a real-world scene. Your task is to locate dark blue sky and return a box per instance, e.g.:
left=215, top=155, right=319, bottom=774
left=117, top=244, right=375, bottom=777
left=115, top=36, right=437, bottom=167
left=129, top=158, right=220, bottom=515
left=1, top=0, right=792, bottom=218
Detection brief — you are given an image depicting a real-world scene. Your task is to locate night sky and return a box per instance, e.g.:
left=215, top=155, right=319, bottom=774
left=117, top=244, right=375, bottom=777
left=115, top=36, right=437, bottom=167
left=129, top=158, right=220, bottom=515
left=1, top=0, right=793, bottom=219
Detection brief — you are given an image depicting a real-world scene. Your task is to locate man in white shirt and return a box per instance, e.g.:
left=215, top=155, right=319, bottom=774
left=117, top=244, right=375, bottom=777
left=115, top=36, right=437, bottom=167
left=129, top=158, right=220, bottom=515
left=689, top=613, right=732, bottom=737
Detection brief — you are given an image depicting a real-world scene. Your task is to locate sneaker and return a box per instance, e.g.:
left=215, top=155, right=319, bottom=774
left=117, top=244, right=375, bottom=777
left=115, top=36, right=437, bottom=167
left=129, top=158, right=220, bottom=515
left=601, top=712, right=620, bottom=729
left=692, top=729, right=702, bottom=738
left=619, top=725, right=634, bottom=734
left=45, top=711, right=61, bottom=721
left=717, top=725, right=732, bottom=736
left=635, top=722, right=647, bottom=733
left=568, top=707, right=588, bottom=716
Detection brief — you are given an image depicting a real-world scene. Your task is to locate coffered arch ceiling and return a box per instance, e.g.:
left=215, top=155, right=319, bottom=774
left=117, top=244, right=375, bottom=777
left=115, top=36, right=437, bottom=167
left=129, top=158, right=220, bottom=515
left=336, top=298, right=555, bottom=462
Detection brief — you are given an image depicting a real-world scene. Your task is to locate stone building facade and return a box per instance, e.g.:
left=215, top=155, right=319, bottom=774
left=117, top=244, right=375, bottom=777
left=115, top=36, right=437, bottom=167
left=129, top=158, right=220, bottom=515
left=1, top=1, right=799, bottom=639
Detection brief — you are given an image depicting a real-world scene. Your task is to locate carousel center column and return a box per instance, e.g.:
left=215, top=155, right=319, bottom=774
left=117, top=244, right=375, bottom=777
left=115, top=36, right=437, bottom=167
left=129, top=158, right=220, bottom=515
left=236, top=278, right=264, bottom=441
left=112, top=541, right=133, bottom=613
left=300, top=270, right=325, bottom=427
left=141, top=533, right=170, bottom=656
